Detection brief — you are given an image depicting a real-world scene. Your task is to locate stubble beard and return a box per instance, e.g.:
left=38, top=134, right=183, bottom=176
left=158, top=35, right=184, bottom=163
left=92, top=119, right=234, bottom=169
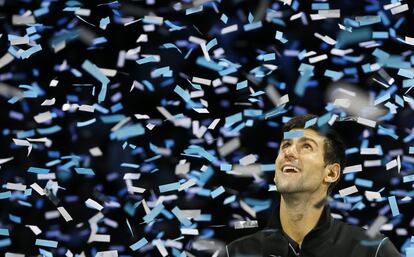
left=274, top=175, right=306, bottom=194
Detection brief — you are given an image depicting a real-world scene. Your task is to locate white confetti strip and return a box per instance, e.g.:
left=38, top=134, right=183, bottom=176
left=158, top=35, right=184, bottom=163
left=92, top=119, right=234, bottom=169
left=26, top=225, right=42, bottom=235
left=95, top=250, right=118, bottom=257
left=357, top=117, right=376, bottom=128
left=360, top=148, right=380, bottom=155
left=85, top=198, right=104, bottom=211
left=180, top=228, right=199, bottom=235
left=153, top=239, right=168, bottom=257
left=239, top=154, right=258, bottom=166
left=309, top=54, right=328, bottom=63
left=221, top=24, right=238, bottom=34
left=343, top=164, right=362, bottom=174
left=5, top=183, right=26, bottom=191
left=33, top=111, right=53, bottom=123
left=57, top=207, right=73, bottom=222
left=218, top=138, right=241, bottom=157
left=239, top=200, right=256, bottom=218
left=390, top=4, right=408, bottom=15
left=339, top=185, right=358, bottom=197
left=30, top=183, right=45, bottom=196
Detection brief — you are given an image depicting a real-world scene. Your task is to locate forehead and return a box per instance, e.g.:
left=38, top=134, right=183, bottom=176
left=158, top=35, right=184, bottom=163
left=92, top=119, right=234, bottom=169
left=283, top=128, right=325, bottom=144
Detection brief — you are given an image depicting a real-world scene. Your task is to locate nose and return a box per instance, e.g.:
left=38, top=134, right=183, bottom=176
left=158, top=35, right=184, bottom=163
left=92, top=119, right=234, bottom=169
left=282, top=143, right=299, bottom=159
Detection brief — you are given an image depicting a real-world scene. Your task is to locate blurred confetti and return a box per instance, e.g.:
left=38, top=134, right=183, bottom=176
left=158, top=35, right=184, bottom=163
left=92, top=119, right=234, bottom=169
left=0, top=0, right=414, bottom=256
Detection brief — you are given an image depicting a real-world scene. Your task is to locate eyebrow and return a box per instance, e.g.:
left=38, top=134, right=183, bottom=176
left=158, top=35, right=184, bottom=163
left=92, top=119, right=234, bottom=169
left=281, top=137, right=319, bottom=147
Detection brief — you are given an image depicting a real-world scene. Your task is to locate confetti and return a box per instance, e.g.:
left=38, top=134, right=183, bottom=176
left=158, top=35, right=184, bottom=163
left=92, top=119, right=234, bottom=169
left=339, top=186, right=359, bottom=197
left=275, top=31, right=288, bottom=44
left=221, top=24, right=238, bottom=35
left=81, top=60, right=110, bottom=103
left=5, top=183, right=26, bottom=191
left=0, top=229, right=10, bottom=236
left=35, top=239, right=58, bottom=248
left=356, top=117, right=376, bottom=128
left=283, top=130, right=304, bottom=139
left=388, top=196, right=400, bottom=216
left=57, top=207, right=73, bottom=222
left=172, top=206, right=192, bottom=226
left=366, top=216, right=388, bottom=238
left=143, top=203, right=165, bottom=223
left=27, top=167, right=49, bottom=174
left=360, top=148, right=380, bottom=155
left=74, top=168, right=95, bottom=175
left=0, top=239, right=12, bottom=248
left=390, top=4, right=409, bottom=15
left=180, top=228, right=199, bottom=235
left=234, top=220, right=258, bottom=229
left=210, top=186, right=225, bottom=199
left=26, top=225, right=42, bottom=235
left=95, top=250, right=118, bottom=257
left=0, top=53, right=14, bottom=69
left=0, top=1, right=411, bottom=256
left=130, top=237, right=148, bottom=251
left=85, top=198, right=104, bottom=211
left=153, top=239, right=168, bottom=257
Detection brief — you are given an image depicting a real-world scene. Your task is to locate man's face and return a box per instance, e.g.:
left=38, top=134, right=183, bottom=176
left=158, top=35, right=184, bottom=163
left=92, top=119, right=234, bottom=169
left=274, top=128, right=328, bottom=194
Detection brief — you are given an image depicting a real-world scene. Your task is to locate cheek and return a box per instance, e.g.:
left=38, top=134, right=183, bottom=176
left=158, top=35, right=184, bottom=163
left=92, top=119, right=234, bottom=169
left=303, top=154, right=325, bottom=170
left=275, top=155, right=282, bottom=167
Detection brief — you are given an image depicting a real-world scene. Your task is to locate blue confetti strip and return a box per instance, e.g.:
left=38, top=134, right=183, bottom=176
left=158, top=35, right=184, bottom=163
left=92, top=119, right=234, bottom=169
left=35, top=239, right=58, bottom=248
left=0, top=191, right=12, bottom=199
left=110, top=124, right=145, bottom=140
left=388, top=196, right=400, bottom=217
left=74, top=168, right=95, bottom=175
left=172, top=206, right=192, bottom=226
left=210, top=186, right=225, bottom=199
left=0, top=238, right=11, bottom=248
left=130, top=237, right=149, bottom=251
left=81, top=60, right=109, bottom=103
left=27, top=167, right=50, bottom=174
left=0, top=228, right=9, bottom=236
left=137, top=56, right=157, bottom=65
left=284, top=130, right=304, bottom=139
left=99, top=17, right=110, bottom=29
left=143, top=203, right=165, bottom=223
left=223, top=195, right=236, bottom=205
left=159, top=182, right=180, bottom=193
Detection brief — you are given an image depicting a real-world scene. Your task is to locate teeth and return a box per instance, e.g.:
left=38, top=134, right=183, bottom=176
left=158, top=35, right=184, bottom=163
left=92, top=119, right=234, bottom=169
left=282, top=166, right=299, bottom=172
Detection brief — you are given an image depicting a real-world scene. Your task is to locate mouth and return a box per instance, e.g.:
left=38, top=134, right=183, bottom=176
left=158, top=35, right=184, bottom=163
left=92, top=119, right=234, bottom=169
left=281, top=165, right=301, bottom=174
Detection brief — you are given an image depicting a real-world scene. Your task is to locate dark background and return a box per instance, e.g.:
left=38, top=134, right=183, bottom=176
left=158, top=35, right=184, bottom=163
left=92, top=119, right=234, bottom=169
left=0, top=0, right=413, bottom=256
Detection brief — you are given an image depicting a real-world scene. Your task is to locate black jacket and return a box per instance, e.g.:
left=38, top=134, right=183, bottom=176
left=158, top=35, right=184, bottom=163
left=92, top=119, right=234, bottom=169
left=226, top=203, right=401, bottom=257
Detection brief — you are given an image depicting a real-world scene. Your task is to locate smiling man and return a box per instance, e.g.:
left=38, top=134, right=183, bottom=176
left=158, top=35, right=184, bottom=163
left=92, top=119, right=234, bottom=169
left=225, top=114, right=401, bottom=257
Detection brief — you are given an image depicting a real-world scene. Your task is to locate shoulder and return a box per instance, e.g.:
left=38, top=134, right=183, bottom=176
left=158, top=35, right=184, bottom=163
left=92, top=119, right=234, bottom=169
left=332, top=219, right=401, bottom=257
left=333, top=218, right=378, bottom=240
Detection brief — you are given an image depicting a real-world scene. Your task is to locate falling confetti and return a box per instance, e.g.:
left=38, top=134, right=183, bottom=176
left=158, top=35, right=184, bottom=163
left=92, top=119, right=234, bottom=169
left=0, top=0, right=413, bottom=256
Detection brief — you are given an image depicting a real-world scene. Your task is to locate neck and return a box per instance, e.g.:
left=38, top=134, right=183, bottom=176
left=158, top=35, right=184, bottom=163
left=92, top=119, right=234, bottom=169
left=279, top=192, right=326, bottom=247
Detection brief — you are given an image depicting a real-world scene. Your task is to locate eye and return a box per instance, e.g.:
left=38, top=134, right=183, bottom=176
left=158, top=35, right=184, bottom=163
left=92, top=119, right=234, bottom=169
left=281, top=142, right=290, bottom=149
left=303, top=143, right=313, bottom=150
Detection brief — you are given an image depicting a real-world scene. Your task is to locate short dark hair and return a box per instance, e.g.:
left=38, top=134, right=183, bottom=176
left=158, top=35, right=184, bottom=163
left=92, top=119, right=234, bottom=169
left=282, top=114, right=347, bottom=195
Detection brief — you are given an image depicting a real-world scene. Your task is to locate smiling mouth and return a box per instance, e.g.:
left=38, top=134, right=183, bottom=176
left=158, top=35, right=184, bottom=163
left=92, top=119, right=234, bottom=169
left=281, top=166, right=300, bottom=173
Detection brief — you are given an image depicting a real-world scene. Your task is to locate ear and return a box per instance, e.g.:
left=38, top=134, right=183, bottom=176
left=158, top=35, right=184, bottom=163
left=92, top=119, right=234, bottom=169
left=324, top=163, right=341, bottom=184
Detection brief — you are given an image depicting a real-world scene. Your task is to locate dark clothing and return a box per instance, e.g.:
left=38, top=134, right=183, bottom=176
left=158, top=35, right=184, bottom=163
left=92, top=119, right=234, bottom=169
left=226, top=203, right=401, bottom=257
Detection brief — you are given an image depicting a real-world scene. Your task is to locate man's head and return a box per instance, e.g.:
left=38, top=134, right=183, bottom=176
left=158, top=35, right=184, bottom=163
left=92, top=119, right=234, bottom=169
left=274, top=114, right=346, bottom=196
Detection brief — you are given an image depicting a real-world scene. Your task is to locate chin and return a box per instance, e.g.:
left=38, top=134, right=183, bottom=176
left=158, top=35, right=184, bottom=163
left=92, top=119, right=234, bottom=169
left=278, top=189, right=299, bottom=194
left=276, top=185, right=297, bottom=193
left=276, top=183, right=307, bottom=193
